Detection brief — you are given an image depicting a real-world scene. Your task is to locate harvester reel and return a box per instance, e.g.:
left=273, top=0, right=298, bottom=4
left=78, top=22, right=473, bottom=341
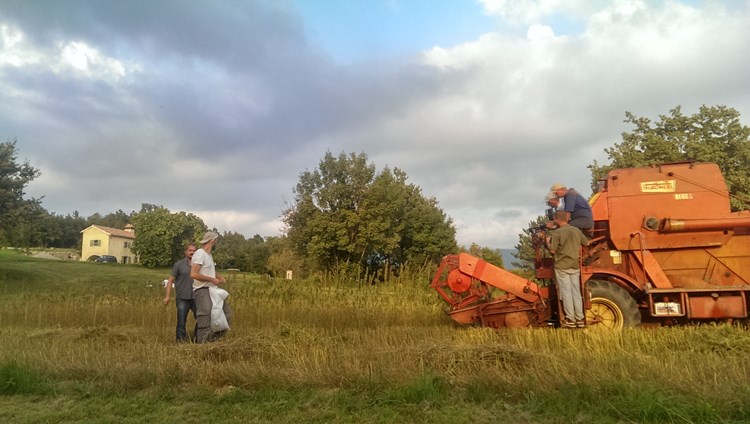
left=447, top=268, right=472, bottom=293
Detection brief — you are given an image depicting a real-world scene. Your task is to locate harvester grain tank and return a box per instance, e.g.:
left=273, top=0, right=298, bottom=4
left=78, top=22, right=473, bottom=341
left=431, top=162, right=750, bottom=328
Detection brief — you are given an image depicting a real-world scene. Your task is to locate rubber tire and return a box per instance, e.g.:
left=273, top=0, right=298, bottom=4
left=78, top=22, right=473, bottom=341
left=586, top=279, right=641, bottom=329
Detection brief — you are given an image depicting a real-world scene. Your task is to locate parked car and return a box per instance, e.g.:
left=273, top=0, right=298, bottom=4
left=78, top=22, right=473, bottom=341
left=95, top=255, right=117, bottom=263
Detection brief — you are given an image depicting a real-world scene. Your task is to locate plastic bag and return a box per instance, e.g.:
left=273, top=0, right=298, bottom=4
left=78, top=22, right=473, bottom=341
left=208, top=286, right=230, bottom=332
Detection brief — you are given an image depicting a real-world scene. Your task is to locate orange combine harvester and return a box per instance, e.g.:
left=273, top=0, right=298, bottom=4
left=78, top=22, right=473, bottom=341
left=431, top=162, right=750, bottom=329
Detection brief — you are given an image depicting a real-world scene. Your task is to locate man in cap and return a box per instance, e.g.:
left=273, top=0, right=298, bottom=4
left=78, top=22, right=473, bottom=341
left=546, top=210, right=589, bottom=328
left=549, top=183, right=594, bottom=233
left=190, top=231, right=233, bottom=343
left=544, top=191, right=565, bottom=228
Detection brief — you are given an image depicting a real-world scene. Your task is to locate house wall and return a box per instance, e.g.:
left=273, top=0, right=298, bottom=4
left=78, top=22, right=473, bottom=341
left=80, top=227, right=136, bottom=263
left=108, top=236, right=135, bottom=264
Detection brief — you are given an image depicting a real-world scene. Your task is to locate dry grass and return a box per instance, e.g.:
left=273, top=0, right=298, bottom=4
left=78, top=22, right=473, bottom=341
left=2, top=251, right=750, bottom=422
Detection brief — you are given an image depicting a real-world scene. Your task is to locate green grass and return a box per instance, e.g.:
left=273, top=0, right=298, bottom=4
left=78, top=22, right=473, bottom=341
left=1, top=249, right=750, bottom=423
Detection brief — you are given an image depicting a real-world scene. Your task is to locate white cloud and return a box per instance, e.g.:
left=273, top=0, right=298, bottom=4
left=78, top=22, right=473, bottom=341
left=527, top=24, right=556, bottom=40
left=58, top=41, right=129, bottom=79
left=0, top=24, right=40, bottom=67
left=479, top=0, right=598, bottom=24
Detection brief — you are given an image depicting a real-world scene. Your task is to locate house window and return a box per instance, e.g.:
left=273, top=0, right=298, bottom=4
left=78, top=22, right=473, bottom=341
left=124, top=241, right=131, bottom=248
left=90, top=240, right=101, bottom=247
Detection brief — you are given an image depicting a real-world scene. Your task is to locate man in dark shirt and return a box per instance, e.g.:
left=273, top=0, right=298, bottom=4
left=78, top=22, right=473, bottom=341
left=163, top=243, right=198, bottom=342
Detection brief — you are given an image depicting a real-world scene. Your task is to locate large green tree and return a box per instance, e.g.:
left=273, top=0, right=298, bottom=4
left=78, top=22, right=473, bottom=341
left=590, top=105, right=750, bottom=211
left=130, top=204, right=206, bottom=268
left=284, top=151, right=457, bottom=278
left=211, top=231, right=266, bottom=271
left=0, top=140, right=42, bottom=247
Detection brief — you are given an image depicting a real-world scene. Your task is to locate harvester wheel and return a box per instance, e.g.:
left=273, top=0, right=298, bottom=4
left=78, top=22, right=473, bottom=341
left=586, top=280, right=640, bottom=330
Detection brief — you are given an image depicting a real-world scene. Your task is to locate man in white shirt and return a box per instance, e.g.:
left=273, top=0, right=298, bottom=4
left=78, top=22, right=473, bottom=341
left=190, top=231, right=232, bottom=343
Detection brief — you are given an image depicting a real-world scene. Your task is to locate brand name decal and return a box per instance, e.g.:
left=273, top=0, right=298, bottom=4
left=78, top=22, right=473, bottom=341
left=641, top=180, right=676, bottom=193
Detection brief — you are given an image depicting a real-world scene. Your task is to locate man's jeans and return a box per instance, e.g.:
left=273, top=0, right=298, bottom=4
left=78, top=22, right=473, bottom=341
left=175, top=298, right=197, bottom=342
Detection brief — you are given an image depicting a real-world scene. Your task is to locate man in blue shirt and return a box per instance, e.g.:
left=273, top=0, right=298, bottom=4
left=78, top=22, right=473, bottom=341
left=550, top=183, right=594, bottom=232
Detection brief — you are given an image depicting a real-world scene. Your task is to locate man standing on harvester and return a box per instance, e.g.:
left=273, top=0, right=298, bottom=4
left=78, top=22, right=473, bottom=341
left=549, top=183, right=594, bottom=234
left=546, top=210, right=589, bottom=328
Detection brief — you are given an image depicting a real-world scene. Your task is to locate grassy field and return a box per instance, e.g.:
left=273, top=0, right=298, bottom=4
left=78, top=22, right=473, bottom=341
left=1, top=249, right=750, bottom=423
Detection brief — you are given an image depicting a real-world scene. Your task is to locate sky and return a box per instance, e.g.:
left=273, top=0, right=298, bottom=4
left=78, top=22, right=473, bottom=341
left=2, top=0, right=750, bottom=249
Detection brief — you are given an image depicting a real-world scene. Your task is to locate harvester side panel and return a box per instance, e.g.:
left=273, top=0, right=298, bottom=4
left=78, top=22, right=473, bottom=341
left=606, top=163, right=733, bottom=251
left=650, top=236, right=750, bottom=288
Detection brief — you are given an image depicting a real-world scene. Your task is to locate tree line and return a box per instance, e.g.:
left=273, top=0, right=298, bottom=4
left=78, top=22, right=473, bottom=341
left=4, top=105, right=747, bottom=280
left=1, top=142, right=501, bottom=280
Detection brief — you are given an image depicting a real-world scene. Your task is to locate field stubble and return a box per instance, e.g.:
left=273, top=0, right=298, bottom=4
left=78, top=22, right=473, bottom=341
left=2, top=251, right=750, bottom=422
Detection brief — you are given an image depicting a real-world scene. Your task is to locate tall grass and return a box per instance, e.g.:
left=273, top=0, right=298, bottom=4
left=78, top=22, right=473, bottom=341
left=2, top=249, right=750, bottom=423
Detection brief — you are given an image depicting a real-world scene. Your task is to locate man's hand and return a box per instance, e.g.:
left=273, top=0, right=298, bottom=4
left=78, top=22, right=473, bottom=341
left=163, top=296, right=170, bottom=305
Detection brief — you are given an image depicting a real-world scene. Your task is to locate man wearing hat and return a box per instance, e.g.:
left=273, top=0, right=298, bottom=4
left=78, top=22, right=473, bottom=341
left=549, top=183, right=594, bottom=233
left=544, top=191, right=565, bottom=226
left=190, top=231, right=233, bottom=343
left=546, top=210, right=589, bottom=328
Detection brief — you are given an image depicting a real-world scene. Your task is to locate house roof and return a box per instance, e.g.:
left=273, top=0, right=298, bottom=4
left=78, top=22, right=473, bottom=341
left=81, top=224, right=136, bottom=239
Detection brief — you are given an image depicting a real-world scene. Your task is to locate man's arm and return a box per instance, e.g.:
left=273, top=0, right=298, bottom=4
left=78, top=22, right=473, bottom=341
left=190, top=263, right=225, bottom=285
left=163, top=276, right=175, bottom=305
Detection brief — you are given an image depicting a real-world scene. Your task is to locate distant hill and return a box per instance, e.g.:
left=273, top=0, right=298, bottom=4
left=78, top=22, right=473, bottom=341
left=501, top=248, right=518, bottom=270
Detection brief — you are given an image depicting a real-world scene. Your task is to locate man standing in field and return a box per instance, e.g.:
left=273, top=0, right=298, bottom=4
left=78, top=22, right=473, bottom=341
left=546, top=210, right=589, bottom=328
left=163, top=243, right=198, bottom=342
left=190, top=231, right=232, bottom=343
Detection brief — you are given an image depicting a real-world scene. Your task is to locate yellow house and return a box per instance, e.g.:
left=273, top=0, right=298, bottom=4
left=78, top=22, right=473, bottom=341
left=80, top=224, right=137, bottom=264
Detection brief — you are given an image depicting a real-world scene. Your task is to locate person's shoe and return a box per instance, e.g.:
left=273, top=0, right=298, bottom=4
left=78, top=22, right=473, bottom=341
left=575, top=320, right=586, bottom=328
left=561, top=319, right=577, bottom=328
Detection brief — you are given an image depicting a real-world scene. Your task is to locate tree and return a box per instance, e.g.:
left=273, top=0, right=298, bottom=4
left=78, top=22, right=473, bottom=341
left=396, top=182, right=457, bottom=266
left=0, top=140, right=42, bottom=246
left=283, top=151, right=457, bottom=278
left=86, top=209, right=131, bottom=230
left=212, top=231, right=248, bottom=270
left=245, top=234, right=271, bottom=273
left=463, top=243, right=505, bottom=269
left=8, top=200, right=47, bottom=248
left=265, top=235, right=304, bottom=278
left=130, top=205, right=206, bottom=268
left=512, top=215, right=548, bottom=278
left=590, top=105, right=750, bottom=211
left=55, top=211, right=87, bottom=248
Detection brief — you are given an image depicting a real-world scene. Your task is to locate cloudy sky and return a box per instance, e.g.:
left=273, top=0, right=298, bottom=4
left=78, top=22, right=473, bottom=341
left=2, top=0, right=749, bottom=249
